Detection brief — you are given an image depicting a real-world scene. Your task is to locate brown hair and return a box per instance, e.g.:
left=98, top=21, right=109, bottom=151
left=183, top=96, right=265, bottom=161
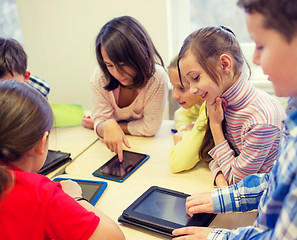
left=0, top=80, right=53, bottom=197
left=168, top=55, right=178, bottom=70
left=237, top=0, right=297, bottom=43
left=177, top=26, right=249, bottom=161
left=95, top=16, right=164, bottom=90
left=0, top=38, right=27, bottom=78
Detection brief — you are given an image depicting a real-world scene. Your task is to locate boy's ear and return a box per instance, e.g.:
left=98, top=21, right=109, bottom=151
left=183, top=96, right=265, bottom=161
left=34, top=132, right=49, bottom=155
left=219, top=54, right=232, bottom=73
left=24, top=71, right=31, bottom=83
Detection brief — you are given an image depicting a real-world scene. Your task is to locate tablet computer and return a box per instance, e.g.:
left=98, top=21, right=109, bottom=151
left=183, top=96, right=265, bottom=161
left=38, top=150, right=71, bottom=175
left=92, top=150, right=149, bottom=183
left=118, top=186, right=216, bottom=238
left=53, top=177, right=107, bottom=206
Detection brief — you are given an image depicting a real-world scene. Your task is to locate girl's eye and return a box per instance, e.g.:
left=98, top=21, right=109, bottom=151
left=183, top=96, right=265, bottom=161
left=193, top=75, right=200, bottom=81
left=256, top=45, right=263, bottom=51
left=178, top=86, right=185, bottom=92
left=106, top=64, right=113, bottom=68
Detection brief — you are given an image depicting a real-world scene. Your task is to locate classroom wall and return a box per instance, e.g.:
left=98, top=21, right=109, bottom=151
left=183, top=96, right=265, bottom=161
left=15, top=0, right=169, bottom=110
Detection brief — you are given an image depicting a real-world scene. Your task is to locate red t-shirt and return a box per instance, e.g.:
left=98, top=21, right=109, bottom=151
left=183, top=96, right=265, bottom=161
left=0, top=164, right=99, bottom=240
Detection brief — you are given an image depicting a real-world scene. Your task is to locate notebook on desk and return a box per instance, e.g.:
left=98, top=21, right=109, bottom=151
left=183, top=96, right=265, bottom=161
left=118, top=186, right=216, bottom=238
left=38, top=150, right=71, bottom=175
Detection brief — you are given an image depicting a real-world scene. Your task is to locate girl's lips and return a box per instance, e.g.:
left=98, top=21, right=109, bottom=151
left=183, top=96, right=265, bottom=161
left=200, top=92, right=207, bottom=99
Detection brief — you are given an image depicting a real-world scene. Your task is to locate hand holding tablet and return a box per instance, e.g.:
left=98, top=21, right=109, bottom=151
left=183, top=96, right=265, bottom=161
left=92, top=150, right=150, bottom=182
left=53, top=177, right=107, bottom=206
left=118, top=186, right=216, bottom=238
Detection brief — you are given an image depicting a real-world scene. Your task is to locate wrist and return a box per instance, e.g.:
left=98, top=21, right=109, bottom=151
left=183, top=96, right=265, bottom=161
left=74, top=196, right=89, bottom=202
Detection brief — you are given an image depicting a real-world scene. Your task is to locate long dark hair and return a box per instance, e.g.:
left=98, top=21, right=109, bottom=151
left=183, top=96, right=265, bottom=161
left=95, top=16, right=164, bottom=90
left=0, top=80, right=53, bottom=197
left=178, top=26, right=249, bottom=161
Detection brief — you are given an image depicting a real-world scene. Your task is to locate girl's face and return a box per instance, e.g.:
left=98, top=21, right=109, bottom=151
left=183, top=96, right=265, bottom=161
left=169, top=68, right=202, bottom=109
left=179, top=51, right=222, bottom=104
left=101, top=47, right=136, bottom=86
left=246, top=12, right=297, bottom=97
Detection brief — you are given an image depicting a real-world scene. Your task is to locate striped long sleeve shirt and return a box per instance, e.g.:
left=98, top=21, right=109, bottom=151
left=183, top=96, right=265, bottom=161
left=208, top=109, right=297, bottom=239
left=208, top=74, right=285, bottom=185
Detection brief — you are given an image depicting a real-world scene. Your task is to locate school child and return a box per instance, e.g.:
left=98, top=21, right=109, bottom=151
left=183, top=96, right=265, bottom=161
left=0, top=80, right=125, bottom=240
left=83, top=16, right=168, bottom=161
left=0, top=37, right=50, bottom=98
left=172, top=0, right=297, bottom=239
left=168, top=55, right=206, bottom=173
left=177, top=26, right=285, bottom=187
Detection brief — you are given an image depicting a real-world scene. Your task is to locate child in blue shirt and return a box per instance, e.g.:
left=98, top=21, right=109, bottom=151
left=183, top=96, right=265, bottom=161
left=172, top=0, right=297, bottom=239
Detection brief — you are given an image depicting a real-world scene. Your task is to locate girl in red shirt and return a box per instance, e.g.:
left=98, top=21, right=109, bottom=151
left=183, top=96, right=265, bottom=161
left=0, top=80, right=125, bottom=240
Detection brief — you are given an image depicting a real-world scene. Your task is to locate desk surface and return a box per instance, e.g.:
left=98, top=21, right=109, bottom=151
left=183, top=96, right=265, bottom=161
left=61, top=120, right=257, bottom=239
left=49, top=125, right=98, bottom=159
left=46, top=125, right=98, bottom=178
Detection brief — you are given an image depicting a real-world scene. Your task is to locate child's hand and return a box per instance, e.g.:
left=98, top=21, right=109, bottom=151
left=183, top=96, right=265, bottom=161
left=103, top=119, right=130, bottom=162
left=215, top=172, right=229, bottom=188
left=186, top=123, right=194, bottom=131
left=82, top=116, right=94, bottom=129
left=186, top=192, right=214, bottom=217
left=172, top=226, right=213, bottom=239
left=173, top=131, right=183, bottom=145
left=60, top=180, right=82, bottom=198
left=206, top=97, right=225, bottom=127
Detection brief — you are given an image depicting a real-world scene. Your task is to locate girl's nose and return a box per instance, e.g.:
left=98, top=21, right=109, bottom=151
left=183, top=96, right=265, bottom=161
left=172, top=88, right=180, bottom=101
left=189, top=85, right=198, bottom=95
left=252, top=50, right=260, bottom=66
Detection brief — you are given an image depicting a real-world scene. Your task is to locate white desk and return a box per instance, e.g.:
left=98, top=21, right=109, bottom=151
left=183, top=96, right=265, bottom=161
left=61, top=120, right=257, bottom=239
left=46, top=125, right=98, bottom=178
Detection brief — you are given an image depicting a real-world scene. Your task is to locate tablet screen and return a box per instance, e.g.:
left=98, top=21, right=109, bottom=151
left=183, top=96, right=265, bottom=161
left=43, top=150, right=70, bottom=168
left=76, top=181, right=105, bottom=202
left=119, top=186, right=216, bottom=237
left=133, top=189, right=190, bottom=225
left=92, top=150, right=149, bottom=182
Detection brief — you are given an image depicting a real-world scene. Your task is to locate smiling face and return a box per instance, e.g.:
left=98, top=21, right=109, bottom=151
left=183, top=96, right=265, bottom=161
left=179, top=51, right=223, bottom=104
left=101, top=47, right=136, bottom=87
left=246, top=12, right=297, bottom=97
left=169, top=67, right=202, bottom=109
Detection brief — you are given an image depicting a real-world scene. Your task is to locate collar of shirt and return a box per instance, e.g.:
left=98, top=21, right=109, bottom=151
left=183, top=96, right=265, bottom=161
left=222, top=73, right=257, bottom=110
left=0, top=160, right=23, bottom=172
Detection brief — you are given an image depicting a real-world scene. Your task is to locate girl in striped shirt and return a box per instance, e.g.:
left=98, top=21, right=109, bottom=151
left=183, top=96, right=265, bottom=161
left=178, top=26, right=285, bottom=187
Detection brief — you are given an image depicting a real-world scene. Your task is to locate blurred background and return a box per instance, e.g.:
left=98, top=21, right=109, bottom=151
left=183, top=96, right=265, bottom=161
left=1, top=0, right=286, bottom=118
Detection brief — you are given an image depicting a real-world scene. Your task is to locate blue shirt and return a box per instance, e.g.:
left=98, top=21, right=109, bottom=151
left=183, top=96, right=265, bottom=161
left=208, top=109, right=297, bottom=239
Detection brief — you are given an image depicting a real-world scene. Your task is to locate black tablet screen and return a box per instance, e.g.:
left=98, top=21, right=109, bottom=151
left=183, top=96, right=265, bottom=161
left=133, top=189, right=190, bottom=225
left=77, top=181, right=103, bottom=202
left=43, top=150, right=68, bottom=168
left=93, top=150, right=149, bottom=179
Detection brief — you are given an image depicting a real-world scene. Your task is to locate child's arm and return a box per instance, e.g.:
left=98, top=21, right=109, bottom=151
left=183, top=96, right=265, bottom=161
left=174, top=104, right=201, bottom=132
left=173, top=174, right=269, bottom=239
left=96, top=119, right=130, bottom=162
left=168, top=104, right=207, bottom=173
left=60, top=180, right=125, bottom=240
left=209, top=125, right=281, bottom=185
